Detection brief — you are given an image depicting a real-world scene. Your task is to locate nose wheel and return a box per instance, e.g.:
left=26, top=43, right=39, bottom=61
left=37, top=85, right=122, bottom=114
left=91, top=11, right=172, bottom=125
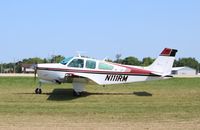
left=35, top=82, right=42, bottom=94
left=35, top=88, right=42, bottom=94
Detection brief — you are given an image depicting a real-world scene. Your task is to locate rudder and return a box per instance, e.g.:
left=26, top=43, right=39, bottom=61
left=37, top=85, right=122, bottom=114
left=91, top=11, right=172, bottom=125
left=146, top=48, right=178, bottom=76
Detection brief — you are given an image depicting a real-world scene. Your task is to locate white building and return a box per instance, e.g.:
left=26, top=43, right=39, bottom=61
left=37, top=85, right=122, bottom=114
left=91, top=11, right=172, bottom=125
left=21, top=64, right=34, bottom=73
left=171, top=66, right=197, bottom=75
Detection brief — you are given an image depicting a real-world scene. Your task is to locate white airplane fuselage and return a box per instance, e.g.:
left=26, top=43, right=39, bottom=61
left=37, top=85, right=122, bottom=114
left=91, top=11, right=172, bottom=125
left=37, top=62, right=163, bottom=85
left=35, top=48, right=178, bottom=96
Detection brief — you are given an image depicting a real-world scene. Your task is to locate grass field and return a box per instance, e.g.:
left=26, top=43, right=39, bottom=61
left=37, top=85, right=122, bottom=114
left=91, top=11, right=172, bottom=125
left=0, top=77, right=199, bottom=130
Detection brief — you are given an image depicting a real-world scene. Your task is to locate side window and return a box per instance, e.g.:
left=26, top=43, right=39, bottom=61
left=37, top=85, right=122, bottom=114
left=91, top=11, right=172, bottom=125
left=98, top=62, right=114, bottom=70
left=68, top=59, right=84, bottom=68
left=86, top=60, right=96, bottom=69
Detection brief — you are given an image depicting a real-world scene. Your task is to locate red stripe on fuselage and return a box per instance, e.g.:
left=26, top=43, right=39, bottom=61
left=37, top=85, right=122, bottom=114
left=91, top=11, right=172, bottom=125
left=110, top=63, right=152, bottom=75
left=37, top=65, right=152, bottom=75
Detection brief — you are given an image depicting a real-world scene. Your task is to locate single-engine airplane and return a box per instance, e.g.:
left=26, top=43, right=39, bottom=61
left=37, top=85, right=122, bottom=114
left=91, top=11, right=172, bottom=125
left=34, top=48, right=177, bottom=96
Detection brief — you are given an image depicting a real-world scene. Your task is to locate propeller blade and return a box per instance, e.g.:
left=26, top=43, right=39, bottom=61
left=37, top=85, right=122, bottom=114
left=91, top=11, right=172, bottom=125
left=31, top=64, right=37, bottom=81
left=34, top=67, right=37, bottom=81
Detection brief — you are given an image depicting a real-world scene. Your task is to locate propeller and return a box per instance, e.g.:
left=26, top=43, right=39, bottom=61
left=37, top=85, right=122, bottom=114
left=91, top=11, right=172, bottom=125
left=31, top=64, right=38, bottom=81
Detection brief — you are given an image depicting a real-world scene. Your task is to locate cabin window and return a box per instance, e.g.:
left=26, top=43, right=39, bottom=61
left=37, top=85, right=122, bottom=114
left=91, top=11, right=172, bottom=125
left=60, top=57, right=73, bottom=65
left=68, top=59, right=84, bottom=68
left=86, top=60, right=96, bottom=69
left=98, top=62, right=114, bottom=70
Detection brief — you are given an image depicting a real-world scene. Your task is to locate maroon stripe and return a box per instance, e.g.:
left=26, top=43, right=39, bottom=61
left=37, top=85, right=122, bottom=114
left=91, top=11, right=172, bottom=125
left=110, top=63, right=152, bottom=74
left=161, top=48, right=172, bottom=56
left=37, top=67, right=153, bottom=75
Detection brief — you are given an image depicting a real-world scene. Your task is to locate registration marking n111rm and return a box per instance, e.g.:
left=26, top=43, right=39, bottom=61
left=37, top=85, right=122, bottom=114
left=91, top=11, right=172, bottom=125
left=105, top=75, right=128, bottom=82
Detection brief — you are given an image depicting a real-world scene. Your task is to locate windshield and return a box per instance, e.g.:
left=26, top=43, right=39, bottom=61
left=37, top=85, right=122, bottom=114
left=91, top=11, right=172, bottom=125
left=60, top=57, right=73, bottom=65
left=68, top=58, right=84, bottom=68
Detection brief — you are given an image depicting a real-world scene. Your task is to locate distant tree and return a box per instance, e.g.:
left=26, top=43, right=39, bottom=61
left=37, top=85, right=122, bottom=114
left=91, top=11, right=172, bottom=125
left=115, top=54, right=123, bottom=63
left=198, top=63, right=200, bottom=73
left=22, top=57, right=44, bottom=64
left=175, top=57, right=199, bottom=70
left=2, top=63, right=14, bottom=73
left=43, top=58, right=48, bottom=63
left=142, top=57, right=155, bottom=66
left=15, top=61, right=22, bottom=73
left=50, top=55, right=65, bottom=63
left=0, top=63, right=5, bottom=73
left=105, top=59, right=113, bottom=62
left=173, top=59, right=178, bottom=67
left=122, top=56, right=141, bottom=65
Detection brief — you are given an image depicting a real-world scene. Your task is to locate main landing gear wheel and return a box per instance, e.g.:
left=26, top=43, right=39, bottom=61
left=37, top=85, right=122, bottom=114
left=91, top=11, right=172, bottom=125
left=35, top=88, right=42, bottom=94
left=73, top=90, right=82, bottom=97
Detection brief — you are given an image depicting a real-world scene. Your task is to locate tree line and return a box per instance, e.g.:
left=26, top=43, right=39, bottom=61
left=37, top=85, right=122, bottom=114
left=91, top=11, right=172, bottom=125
left=114, top=54, right=199, bottom=72
left=0, top=54, right=199, bottom=73
left=0, top=55, right=64, bottom=73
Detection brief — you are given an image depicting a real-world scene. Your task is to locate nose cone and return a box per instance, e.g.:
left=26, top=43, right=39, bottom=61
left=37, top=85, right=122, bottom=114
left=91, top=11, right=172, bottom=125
left=36, top=63, right=64, bottom=82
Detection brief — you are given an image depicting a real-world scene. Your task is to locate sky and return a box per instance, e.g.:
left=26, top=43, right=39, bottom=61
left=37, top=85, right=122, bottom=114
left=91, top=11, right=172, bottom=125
left=0, top=0, right=199, bottom=63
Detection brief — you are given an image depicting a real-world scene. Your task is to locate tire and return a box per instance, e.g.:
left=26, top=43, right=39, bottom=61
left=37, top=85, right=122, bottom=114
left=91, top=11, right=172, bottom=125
left=73, top=90, right=81, bottom=97
left=35, top=88, right=42, bottom=94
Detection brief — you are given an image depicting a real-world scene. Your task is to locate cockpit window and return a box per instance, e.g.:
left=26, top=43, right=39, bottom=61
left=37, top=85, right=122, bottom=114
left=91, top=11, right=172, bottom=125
left=68, top=59, right=84, bottom=68
left=98, top=62, right=114, bottom=70
left=60, top=57, right=73, bottom=65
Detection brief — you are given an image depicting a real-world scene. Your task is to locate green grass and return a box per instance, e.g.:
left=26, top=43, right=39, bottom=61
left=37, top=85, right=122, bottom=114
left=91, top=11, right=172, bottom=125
left=0, top=77, right=200, bottom=123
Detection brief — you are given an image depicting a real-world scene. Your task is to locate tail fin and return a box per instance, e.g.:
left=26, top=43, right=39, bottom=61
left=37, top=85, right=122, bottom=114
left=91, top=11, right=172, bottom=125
left=146, top=48, right=178, bottom=76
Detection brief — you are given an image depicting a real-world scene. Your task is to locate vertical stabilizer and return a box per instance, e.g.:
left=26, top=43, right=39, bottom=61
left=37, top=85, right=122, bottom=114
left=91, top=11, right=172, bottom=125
left=146, top=48, right=178, bottom=76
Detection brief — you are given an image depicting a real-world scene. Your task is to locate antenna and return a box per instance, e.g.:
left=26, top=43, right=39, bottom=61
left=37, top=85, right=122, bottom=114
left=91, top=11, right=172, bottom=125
left=76, top=51, right=86, bottom=57
left=103, top=57, right=108, bottom=61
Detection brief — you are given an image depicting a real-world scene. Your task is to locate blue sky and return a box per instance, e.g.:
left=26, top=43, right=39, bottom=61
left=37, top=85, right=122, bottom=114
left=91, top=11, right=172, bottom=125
left=0, top=0, right=199, bottom=63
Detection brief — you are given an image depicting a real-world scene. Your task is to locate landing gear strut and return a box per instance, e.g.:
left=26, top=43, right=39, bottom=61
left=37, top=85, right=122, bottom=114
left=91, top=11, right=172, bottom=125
left=35, top=82, right=42, bottom=94
left=73, top=90, right=82, bottom=97
left=72, top=78, right=86, bottom=97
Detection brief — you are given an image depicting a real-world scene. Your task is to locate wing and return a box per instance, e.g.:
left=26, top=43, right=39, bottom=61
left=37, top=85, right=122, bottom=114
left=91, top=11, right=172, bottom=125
left=65, top=72, right=102, bottom=85
left=65, top=71, right=119, bottom=85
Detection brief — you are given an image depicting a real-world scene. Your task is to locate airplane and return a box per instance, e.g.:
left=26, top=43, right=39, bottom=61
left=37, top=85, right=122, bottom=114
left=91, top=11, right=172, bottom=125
left=34, top=48, right=178, bottom=96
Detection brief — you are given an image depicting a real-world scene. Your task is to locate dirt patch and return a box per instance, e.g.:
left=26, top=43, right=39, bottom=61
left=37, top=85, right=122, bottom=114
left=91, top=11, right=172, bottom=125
left=0, top=116, right=199, bottom=130
left=0, top=122, right=200, bottom=130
